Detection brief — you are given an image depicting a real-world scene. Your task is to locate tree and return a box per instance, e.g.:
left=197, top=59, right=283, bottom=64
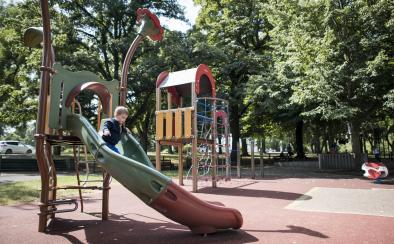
left=266, top=0, right=394, bottom=165
left=0, top=1, right=42, bottom=129
left=194, top=0, right=272, bottom=160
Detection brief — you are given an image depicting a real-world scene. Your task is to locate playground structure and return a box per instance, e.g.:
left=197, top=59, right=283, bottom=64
left=154, top=66, right=231, bottom=192
left=362, top=161, right=389, bottom=180
left=27, top=0, right=242, bottom=234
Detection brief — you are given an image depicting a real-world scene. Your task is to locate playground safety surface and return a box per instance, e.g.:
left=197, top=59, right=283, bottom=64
left=1, top=168, right=393, bottom=244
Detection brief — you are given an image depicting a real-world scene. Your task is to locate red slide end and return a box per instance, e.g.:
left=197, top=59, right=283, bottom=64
left=150, top=182, right=243, bottom=234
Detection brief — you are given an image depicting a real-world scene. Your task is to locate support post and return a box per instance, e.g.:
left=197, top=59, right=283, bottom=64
left=237, top=141, right=241, bottom=178
left=192, top=82, right=198, bottom=192
left=211, top=144, right=217, bottom=188
left=251, top=138, right=255, bottom=179
left=156, top=142, right=161, bottom=171
left=36, top=0, right=54, bottom=232
left=260, top=139, right=264, bottom=177
left=225, top=116, right=230, bottom=179
left=178, top=145, right=184, bottom=185
left=211, top=99, right=217, bottom=188
left=102, top=171, right=110, bottom=220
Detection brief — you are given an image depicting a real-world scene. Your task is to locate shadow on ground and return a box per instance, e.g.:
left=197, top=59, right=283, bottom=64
left=244, top=225, right=329, bottom=239
left=198, top=186, right=312, bottom=201
left=46, top=213, right=259, bottom=243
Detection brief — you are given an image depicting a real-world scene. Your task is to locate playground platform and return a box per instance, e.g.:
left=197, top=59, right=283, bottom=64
left=0, top=167, right=393, bottom=244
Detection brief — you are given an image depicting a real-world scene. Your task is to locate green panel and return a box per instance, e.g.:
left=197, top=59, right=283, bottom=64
left=67, top=114, right=171, bottom=203
left=49, top=63, right=120, bottom=129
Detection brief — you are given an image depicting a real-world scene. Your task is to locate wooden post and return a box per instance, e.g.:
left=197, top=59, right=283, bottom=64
left=251, top=138, right=255, bottom=179
left=102, top=171, right=110, bottom=220
left=237, top=141, right=241, bottom=178
left=155, top=87, right=161, bottom=171
left=260, top=139, right=264, bottom=177
left=156, top=142, right=161, bottom=171
left=178, top=145, right=184, bottom=185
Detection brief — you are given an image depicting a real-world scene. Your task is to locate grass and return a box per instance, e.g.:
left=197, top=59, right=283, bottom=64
left=0, top=171, right=184, bottom=206
left=0, top=174, right=103, bottom=206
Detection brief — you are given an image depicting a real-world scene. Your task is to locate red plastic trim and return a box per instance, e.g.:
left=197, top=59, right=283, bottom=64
left=195, top=64, right=216, bottom=97
left=136, top=8, right=164, bottom=41
left=215, top=110, right=228, bottom=123
left=156, top=71, right=169, bottom=88
left=65, top=82, right=112, bottom=115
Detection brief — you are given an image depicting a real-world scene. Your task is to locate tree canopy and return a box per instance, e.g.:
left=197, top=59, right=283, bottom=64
left=0, top=0, right=393, bottom=161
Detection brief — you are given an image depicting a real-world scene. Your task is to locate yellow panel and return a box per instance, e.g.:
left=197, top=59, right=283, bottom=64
left=184, top=108, right=192, bottom=138
left=175, top=110, right=182, bottom=139
left=156, top=112, right=164, bottom=140
left=166, top=111, right=173, bottom=139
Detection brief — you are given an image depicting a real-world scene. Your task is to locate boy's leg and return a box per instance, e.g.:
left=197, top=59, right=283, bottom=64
left=106, top=143, right=120, bottom=154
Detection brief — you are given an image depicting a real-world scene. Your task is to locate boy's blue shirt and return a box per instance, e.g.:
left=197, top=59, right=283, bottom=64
left=102, top=118, right=124, bottom=146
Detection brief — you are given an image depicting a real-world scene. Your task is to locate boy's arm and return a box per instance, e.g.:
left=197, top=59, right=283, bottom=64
left=102, top=121, right=112, bottom=135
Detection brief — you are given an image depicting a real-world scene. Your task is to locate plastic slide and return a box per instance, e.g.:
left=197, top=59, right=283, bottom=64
left=66, top=114, right=243, bottom=234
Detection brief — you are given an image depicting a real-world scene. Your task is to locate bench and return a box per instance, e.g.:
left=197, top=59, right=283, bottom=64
left=152, top=156, right=175, bottom=170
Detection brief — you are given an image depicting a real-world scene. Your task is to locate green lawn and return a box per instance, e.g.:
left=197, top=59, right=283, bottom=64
left=0, top=170, right=185, bottom=206
left=0, top=174, right=103, bottom=206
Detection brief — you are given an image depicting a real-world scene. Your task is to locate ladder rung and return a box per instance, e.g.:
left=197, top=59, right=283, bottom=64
left=52, top=185, right=109, bottom=190
left=81, top=180, right=104, bottom=183
left=77, top=160, right=96, bottom=164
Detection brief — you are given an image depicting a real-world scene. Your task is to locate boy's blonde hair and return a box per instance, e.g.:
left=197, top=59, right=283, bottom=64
left=114, top=106, right=129, bottom=116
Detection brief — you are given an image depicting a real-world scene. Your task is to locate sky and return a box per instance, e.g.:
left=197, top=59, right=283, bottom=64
left=159, top=0, right=201, bottom=32
left=5, top=0, right=201, bottom=33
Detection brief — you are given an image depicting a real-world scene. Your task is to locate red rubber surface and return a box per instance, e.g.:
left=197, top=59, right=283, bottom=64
left=1, top=171, right=393, bottom=243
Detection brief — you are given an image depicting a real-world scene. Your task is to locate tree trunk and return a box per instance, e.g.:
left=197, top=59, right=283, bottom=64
left=140, top=110, right=152, bottom=152
left=261, top=134, right=266, bottom=153
left=295, top=119, right=305, bottom=159
left=218, top=136, right=223, bottom=154
left=349, top=121, right=362, bottom=168
left=363, top=134, right=367, bottom=154
left=241, top=138, right=249, bottom=156
left=322, top=137, right=328, bottom=153
left=313, top=126, right=322, bottom=154
left=230, top=103, right=240, bottom=163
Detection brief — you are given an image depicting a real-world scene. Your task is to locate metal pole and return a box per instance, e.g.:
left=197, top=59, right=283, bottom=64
left=225, top=112, right=230, bottom=179
left=251, top=138, right=255, bottom=179
left=237, top=141, right=241, bottom=178
left=211, top=99, right=217, bottom=188
left=260, top=139, right=264, bottom=177
left=119, top=35, right=144, bottom=105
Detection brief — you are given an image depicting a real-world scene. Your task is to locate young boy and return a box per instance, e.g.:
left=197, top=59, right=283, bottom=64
left=102, top=106, right=129, bottom=154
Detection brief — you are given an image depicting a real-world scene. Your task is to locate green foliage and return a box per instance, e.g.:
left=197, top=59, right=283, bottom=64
left=0, top=1, right=42, bottom=127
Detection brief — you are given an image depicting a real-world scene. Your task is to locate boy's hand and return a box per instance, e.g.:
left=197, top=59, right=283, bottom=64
left=103, top=129, right=111, bottom=136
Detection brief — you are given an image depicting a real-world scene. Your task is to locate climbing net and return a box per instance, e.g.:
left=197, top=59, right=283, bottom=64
left=186, top=97, right=230, bottom=182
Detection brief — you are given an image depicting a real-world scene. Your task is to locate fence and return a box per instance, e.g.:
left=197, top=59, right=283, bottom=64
left=318, top=153, right=367, bottom=170
left=0, top=154, right=75, bottom=172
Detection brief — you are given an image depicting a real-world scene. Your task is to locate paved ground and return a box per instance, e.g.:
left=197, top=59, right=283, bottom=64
left=0, top=167, right=394, bottom=244
left=286, top=187, right=394, bottom=217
